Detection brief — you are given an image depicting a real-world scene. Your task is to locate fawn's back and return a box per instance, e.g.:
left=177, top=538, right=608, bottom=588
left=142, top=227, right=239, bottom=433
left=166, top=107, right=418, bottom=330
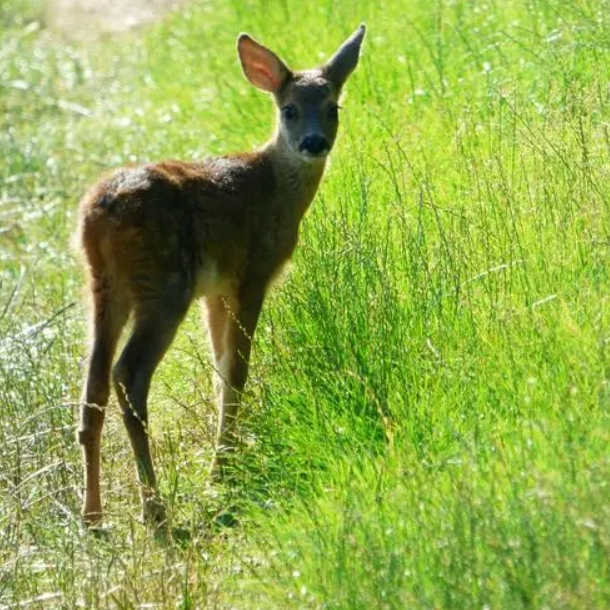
left=80, top=154, right=287, bottom=307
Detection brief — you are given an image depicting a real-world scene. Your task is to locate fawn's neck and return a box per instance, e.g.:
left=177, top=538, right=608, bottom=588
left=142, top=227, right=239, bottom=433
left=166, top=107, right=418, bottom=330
left=262, top=131, right=327, bottom=219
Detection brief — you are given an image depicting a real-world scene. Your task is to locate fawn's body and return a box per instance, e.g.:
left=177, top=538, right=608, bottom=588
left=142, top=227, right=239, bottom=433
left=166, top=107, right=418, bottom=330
left=77, top=26, right=365, bottom=526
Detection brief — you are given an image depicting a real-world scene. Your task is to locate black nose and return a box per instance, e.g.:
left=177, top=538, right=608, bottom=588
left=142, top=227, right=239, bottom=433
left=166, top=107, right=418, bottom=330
left=299, top=135, right=330, bottom=156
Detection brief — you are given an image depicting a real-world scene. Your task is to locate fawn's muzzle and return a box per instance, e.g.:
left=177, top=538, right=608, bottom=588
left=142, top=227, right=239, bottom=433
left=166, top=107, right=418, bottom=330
left=299, top=135, right=330, bottom=157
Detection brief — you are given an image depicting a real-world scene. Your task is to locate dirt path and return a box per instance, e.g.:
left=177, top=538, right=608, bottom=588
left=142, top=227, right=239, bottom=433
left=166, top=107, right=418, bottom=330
left=48, top=0, right=186, bottom=38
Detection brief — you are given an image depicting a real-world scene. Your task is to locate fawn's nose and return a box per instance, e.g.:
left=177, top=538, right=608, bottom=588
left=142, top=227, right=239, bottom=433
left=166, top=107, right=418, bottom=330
left=299, top=135, right=330, bottom=157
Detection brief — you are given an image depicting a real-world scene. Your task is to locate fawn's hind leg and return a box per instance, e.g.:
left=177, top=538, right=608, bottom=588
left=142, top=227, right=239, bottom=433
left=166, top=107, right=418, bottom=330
left=79, top=277, right=128, bottom=526
left=113, top=297, right=189, bottom=525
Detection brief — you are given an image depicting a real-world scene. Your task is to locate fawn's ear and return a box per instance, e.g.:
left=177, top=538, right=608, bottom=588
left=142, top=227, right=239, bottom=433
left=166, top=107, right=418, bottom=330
left=237, top=34, right=292, bottom=94
left=323, top=24, right=366, bottom=92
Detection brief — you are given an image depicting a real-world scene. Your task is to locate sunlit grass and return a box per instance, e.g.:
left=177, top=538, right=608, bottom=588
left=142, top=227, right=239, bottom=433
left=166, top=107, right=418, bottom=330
left=2, top=0, right=610, bottom=607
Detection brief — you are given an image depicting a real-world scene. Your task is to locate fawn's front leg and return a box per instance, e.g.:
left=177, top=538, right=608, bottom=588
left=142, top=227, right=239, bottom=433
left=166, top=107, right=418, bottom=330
left=206, top=290, right=264, bottom=480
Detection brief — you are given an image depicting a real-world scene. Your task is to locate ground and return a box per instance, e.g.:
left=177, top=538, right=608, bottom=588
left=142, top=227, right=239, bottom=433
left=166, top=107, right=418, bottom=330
left=47, top=0, right=185, bottom=38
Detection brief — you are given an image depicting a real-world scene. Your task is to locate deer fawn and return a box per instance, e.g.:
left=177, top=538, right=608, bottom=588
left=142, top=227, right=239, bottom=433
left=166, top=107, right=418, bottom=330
left=76, top=25, right=366, bottom=527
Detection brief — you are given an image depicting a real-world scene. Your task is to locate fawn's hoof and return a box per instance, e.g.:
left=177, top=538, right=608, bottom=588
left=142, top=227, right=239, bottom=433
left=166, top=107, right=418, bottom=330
left=209, top=459, right=223, bottom=483
left=142, top=495, right=168, bottom=528
left=82, top=510, right=103, bottom=529
left=82, top=511, right=110, bottom=538
left=210, top=444, right=238, bottom=483
left=210, top=455, right=233, bottom=483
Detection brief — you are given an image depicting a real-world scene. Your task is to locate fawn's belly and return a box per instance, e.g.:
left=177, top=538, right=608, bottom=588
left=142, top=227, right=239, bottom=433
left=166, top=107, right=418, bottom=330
left=194, top=260, right=234, bottom=298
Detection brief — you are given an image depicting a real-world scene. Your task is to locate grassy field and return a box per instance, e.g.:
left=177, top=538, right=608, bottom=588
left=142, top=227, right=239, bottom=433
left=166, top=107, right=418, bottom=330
left=2, top=0, right=610, bottom=607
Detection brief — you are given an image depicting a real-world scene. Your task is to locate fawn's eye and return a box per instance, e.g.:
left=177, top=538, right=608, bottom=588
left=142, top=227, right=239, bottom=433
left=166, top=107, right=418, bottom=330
left=327, top=103, right=340, bottom=120
left=281, top=105, right=298, bottom=121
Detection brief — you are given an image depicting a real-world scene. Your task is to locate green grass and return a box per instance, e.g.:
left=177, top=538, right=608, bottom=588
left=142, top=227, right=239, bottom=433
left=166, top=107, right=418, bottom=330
left=2, top=0, right=610, bottom=607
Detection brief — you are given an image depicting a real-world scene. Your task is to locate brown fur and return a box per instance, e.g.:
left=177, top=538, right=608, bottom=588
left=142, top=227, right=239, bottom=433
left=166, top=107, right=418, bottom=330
left=77, top=25, right=365, bottom=527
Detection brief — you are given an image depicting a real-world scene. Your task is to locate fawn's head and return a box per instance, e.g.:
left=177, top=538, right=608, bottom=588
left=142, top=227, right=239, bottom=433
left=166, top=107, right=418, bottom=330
left=237, top=25, right=366, bottom=162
